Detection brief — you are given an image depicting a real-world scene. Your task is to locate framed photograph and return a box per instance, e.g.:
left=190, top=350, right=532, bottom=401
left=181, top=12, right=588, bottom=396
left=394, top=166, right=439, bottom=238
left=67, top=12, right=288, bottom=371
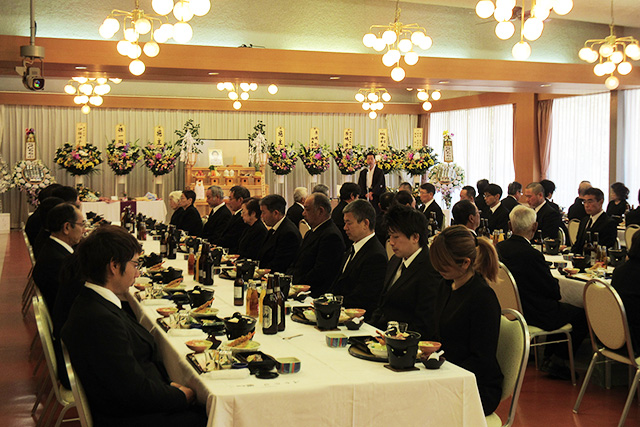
left=208, top=148, right=224, bottom=166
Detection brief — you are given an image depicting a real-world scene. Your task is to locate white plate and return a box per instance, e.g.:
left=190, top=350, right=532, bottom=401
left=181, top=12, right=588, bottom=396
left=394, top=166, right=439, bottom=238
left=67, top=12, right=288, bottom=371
left=190, top=307, right=220, bottom=318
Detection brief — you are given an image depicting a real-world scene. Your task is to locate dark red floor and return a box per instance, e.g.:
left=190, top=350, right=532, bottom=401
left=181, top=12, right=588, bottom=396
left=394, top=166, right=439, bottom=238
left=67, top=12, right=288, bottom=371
left=1, top=230, right=638, bottom=426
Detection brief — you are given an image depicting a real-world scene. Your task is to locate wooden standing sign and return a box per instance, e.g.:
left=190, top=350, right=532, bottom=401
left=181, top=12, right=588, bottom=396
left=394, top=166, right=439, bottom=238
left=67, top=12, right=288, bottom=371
left=412, top=128, right=423, bottom=149
left=75, top=123, right=87, bottom=146
left=378, top=128, right=388, bottom=150
left=343, top=128, right=353, bottom=149
left=24, top=130, right=36, bottom=160
left=115, top=123, right=126, bottom=147
left=154, top=125, right=165, bottom=146
left=310, top=127, right=319, bottom=149
left=276, top=127, right=285, bottom=148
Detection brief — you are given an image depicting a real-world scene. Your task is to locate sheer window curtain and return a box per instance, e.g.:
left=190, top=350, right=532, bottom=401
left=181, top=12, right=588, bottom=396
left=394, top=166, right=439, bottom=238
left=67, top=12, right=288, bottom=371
left=547, top=92, right=610, bottom=211
left=428, top=104, right=515, bottom=206
left=623, top=89, right=640, bottom=206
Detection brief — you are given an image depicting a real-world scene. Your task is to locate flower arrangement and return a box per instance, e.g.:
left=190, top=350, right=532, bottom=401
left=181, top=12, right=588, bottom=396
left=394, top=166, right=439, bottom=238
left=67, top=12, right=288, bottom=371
left=175, top=119, right=203, bottom=164
left=0, top=155, right=11, bottom=194
left=142, top=143, right=180, bottom=176
left=403, top=145, right=438, bottom=176
left=298, top=144, right=331, bottom=176
left=375, top=147, right=405, bottom=174
left=248, top=120, right=268, bottom=166
left=77, top=185, right=101, bottom=202
left=11, top=160, right=56, bottom=206
left=331, top=145, right=365, bottom=175
left=428, top=163, right=465, bottom=209
left=106, top=140, right=140, bottom=175
left=54, top=142, right=103, bottom=176
left=267, top=144, right=298, bottom=175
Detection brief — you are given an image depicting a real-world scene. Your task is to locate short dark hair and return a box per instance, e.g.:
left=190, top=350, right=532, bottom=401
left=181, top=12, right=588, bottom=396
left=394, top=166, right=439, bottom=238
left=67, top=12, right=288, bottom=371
left=38, top=184, right=63, bottom=203
left=384, top=204, right=428, bottom=247
left=610, top=182, right=629, bottom=201
left=339, top=182, right=361, bottom=201
left=260, top=194, right=286, bottom=215
left=484, top=183, right=502, bottom=197
left=477, top=179, right=489, bottom=194
left=309, top=192, right=332, bottom=216
left=394, top=190, right=414, bottom=207
left=52, top=186, right=79, bottom=203
left=343, top=199, right=376, bottom=231
left=312, top=184, right=329, bottom=196
left=461, top=185, right=476, bottom=198
left=379, top=191, right=395, bottom=211
left=47, top=203, right=79, bottom=233
left=540, top=179, right=556, bottom=197
left=452, top=200, right=477, bottom=226
left=74, top=225, right=142, bottom=286
left=39, top=197, right=65, bottom=230
left=231, top=185, right=250, bottom=201
left=183, top=190, right=196, bottom=204
left=420, top=183, right=435, bottom=194
left=507, top=181, right=522, bottom=196
left=398, top=182, right=412, bottom=190
left=584, top=187, right=604, bottom=202
left=242, top=197, right=261, bottom=219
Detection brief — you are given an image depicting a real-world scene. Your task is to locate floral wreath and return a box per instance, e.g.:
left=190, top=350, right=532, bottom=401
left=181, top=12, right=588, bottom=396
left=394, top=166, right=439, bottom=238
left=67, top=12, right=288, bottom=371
left=428, top=163, right=465, bottom=209
left=374, top=147, right=405, bottom=174
left=0, top=155, right=11, bottom=194
left=268, top=144, right=298, bottom=175
left=403, top=145, right=438, bottom=176
left=77, top=185, right=101, bottom=202
left=106, top=140, right=141, bottom=175
left=175, top=119, right=203, bottom=163
left=11, top=160, right=56, bottom=206
left=54, top=142, right=103, bottom=176
left=142, top=143, right=180, bottom=177
left=298, top=144, right=330, bottom=176
left=331, top=145, right=365, bottom=175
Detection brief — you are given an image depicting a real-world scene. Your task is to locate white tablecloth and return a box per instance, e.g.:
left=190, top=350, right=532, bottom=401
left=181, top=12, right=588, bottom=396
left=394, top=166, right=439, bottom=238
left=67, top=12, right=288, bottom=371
left=127, top=240, right=488, bottom=427
left=545, top=254, right=612, bottom=308
left=81, top=200, right=167, bottom=223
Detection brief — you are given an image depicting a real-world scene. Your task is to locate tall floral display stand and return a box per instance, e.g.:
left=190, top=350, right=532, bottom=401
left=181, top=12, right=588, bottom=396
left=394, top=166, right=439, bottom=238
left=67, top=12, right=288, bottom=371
left=403, top=127, right=437, bottom=187
left=107, top=123, right=140, bottom=198
left=428, top=131, right=464, bottom=227
left=54, top=123, right=102, bottom=189
left=299, top=128, right=330, bottom=186
left=332, top=129, right=364, bottom=188
left=143, top=125, right=180, bottom=197
left=177, top=119, right=203, bottom=195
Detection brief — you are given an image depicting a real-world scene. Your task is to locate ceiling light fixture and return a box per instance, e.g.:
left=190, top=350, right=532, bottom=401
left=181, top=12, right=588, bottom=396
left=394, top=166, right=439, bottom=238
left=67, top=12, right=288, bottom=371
left=362, top=0, right=432, bottom=82
left=216, top=81, right=277, bottom=109
left=578, top=0, right=640, bottom=90
left=64, top=76, right=122, bottom=114
left=416, top=88, right=441, bottom=110
left=355, top=88, right=391, bottom=119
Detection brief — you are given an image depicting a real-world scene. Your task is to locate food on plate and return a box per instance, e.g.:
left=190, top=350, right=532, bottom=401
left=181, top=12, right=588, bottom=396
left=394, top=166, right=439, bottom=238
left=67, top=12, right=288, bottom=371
left=226, top=331, right=255, bottom=348
left=193, top=299, right=215, bottom=313
left=367, top=342, right=388, bottom=358
left=587, top=262, right=607, bottom=271
left=164, top=278, right=184, bottom=289
left=564, top=268, right=579, bottom=275
left=418, top=341, right=442, bottom=355
left=246, top=354, right=263, bottom=362
left=344, top=308, right=366, bottom=319
left=185, top=339, right=212, bottom=353
left=156, top=307, right=178, bottom=317
left=148, top=262, right=164, bottom=272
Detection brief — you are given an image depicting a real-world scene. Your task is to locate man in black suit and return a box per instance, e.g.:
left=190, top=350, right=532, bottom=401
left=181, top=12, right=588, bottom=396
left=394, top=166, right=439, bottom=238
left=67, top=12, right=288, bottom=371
left=496, top=205, right=587, bottom=378
left=286, top=187, right=307, bottom=227
left=370, top=205, right=442, bottom=340
left=626, top=189, right=640, bottom=226
left=61, top=226, right=205, bottom=426
left=201, top=185, right=231, bottom=243
left=331, top=182, right=360, bottom=246
left=32, top=203, right=85, bottom=309
left=375, top=191, right=394, bottom=246
left=176, top=190, right=203, bottom=236
left=475, top=179, right=489, bottom=215
left=501, top=181, right=522, bottom=213
left=357, top=152, right=385, bottom=212
left=482, top=183, right=509, bottom=233
left=524, top=182, right=563, bottom=239
left=567, top=181, right=591, bottom=221
left=238, top=197, right=268, bottom=260
left=329, top=200, right=387, bottom=319
left=258, top=195, right=302, bottom=273
left=459, top=185, right=476, bottom=203
left=452, top=200, right=480, bottom=234
left=289, top=193, right=345, bottom=296
left=32, top=196, right=65, bottom=259
left=418, top=183, right=444, bottom=228
left=540, top=179, right=561, bottom=212
left=25, top=183, right=63, bottom=246
left=216, top=186, right=250, bottom=254
left=571, top=187, right=618, bottom=253
left=611, top=232, right=640, bottom=352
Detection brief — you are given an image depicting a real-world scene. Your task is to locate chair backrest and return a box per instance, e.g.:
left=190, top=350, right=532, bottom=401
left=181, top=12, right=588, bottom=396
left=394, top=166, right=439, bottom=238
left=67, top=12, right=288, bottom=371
left=625, top=225, right=640, bottom=250
left=33, top=296, right=62, bottom=391
left=558, top=227, right=566, bottom=246
left=583, top=279, right=636, bottom=364
left=62, top=342, right=93, bottom=427
left=568, top=219, right=580, bottom=246
left=495, top=308, right=530, bottom=427
left=489, top=263, right=523, bottom=315
left=299, top=220, right=311, bottom=238
left=385, top=240, right=394, bottom=260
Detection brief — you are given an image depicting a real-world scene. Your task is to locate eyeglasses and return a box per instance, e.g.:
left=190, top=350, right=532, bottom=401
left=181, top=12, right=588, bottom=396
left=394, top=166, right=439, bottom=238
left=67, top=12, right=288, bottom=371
left=129, top=260, right=142, bottom=270
left=73, top=220, right=87, bottom=227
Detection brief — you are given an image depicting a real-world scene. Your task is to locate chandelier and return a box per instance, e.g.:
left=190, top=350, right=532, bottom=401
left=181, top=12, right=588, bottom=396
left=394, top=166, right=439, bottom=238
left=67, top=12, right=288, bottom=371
left=63, top=77, right=122, bottom=114
left=355, top=88, right=391, bottom=119
left=362, top=0, right=432, bottom=82
left=475, top=0, right=573, bottom=60
left=99, top=0, right=210, bottom=76
left=578, top=1, right=640, bottom=90
left=416, top=88, right=441, bottom=111
left=216, top=82, right=279, bottom=110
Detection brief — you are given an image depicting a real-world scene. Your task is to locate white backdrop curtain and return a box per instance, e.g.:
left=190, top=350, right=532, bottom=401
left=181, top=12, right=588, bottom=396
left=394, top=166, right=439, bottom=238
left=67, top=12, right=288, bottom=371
left=427, top=104, right=514, bottom=206
left=0, top=104, right=416, bottom=228
left=623, top=89, right=640, bottom=207
left=547, top=92, right=610, bottom=211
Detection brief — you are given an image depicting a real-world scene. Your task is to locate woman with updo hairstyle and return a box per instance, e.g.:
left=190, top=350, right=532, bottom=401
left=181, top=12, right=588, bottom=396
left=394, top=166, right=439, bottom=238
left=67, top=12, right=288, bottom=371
left=429, top=225, right=503, bottom=416
left=606, top=182, right=630, bottom=219
left=169, top=190, right=184, bottom=226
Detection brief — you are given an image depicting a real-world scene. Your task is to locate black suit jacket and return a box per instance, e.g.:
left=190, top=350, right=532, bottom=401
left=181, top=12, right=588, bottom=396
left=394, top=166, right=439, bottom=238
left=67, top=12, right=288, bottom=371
left=331, top=200, right=349, bottom=247
left=176, top=205, right=202, bottom=236
left=571, top=211, right=618, bottom=253
left=357, top=166, right=386, bottom=209
left=286, top=203, right=304, bottom=227
left=329, top=235, right=387, bottom=319
left=32, top=237, right=72, bottom=309
left=257, top=217, right=302, bottom=273
left=484, top=203, right=509, bottom=233
left=500, top=195, right=519, bottom=213
left=475, top=195, right=489, bottom=216
left=61, top=287, right=188, bottom=423
left=33, top=228, right=51, bottom=260
left=374, top=210, right=388, bottom=246
left=25, top=207, right=42, bottom=247
left=626, top=208, right=640, bottom=227
left=238, top=220, right=268, bottom=260
left=536, top=202, right=563, bottom=240
left=216, top=211, right=248, bottom=254
left=369, top=247, right=442, bottom=340
left=169, top=208, right=183, bottom=226
left=496, top=235, right=570, bottom=330
left=612, top=257, right=640, bottom=352
left=201, top=204, right=232, bottom=243
left=289, top=219, right=346, bottom=296
left=567, top=197, right=588, bottom=221
left=421, top=200, right=444, bottom=230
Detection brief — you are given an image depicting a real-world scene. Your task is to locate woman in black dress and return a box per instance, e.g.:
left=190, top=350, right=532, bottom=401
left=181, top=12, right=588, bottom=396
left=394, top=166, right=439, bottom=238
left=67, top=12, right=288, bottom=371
left=429, top=225, right=503, bottom=416
left=169, top=190, right=184, bottom=226
left=238, top=197, right=267, bottom=260
left=607, top=182, right=629, bottom=219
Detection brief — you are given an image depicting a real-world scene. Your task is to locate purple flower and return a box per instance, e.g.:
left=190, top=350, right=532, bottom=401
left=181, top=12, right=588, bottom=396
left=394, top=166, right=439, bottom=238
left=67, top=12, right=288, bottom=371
left=314, top=153, right=322, bottom=160
left=156, top=153, right=162, bottom=159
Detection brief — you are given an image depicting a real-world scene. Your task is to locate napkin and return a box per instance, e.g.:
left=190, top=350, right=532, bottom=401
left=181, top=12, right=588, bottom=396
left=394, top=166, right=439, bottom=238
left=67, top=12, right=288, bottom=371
left=204, top=368, right=250, bottom=380
left=142, top=299, right=173, bottom=306
left=168, top=329, right=206, bottom=338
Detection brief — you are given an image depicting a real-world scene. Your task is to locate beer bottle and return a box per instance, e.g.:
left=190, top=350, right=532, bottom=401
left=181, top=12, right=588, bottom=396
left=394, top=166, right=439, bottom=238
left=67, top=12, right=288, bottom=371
left=246, top=281, right=259, bottom=318
left=234, top=267, right=245, bottom=306
left=262, top=275, right=278, bottom=335
left=430, top=212, right=439, bottom=235
left=274, top=274, right=286, bottom=332
left=159, top=228, right=168, bottom=258
left=202, top=243, right=214, bottom=286
left=167, top=225, right=177, bottom=260
left=187, top=248, right=195, bottom=276
left=583, top=231, right=593, bottom=263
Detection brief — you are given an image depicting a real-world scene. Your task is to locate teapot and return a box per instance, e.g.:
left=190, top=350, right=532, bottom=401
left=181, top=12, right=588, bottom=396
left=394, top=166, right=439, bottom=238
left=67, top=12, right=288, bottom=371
left=543, top=238, right=560, bottom=255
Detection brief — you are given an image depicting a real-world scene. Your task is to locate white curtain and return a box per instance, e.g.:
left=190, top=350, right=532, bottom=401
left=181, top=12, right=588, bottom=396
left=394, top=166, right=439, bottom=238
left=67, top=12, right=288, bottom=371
left=428, top=104, right=514, bottom=205
left=0, top=104, right=416, bottom=227
left=623, top=89, right=640, bottom=207
left=547, top=92, right=610, bottom=211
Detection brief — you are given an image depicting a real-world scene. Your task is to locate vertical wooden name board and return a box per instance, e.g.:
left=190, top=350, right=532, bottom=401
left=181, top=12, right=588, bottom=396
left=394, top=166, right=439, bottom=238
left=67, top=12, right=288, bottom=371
left=343, top=128, right=353, bottom=149
left=25, top=129, right=37, bottom=160
left=154, top=126, right=165, bottom=146
left=76, top=123, right=87, bottom=146
left=378, top=128, right=388, bottom=150
left=115, top=123, right=126, bottom=146
left=276, top=127, right=285, bottom=148
left=412, top=128, right=423, bottom=149
left=310, top=127, right=319, bottom=149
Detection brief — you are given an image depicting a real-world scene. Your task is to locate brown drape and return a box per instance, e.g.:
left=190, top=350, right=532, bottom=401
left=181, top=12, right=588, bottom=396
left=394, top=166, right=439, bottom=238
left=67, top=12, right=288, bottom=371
left=537, top=99, right=553, bottom=179
left=418, top=113, right=429, bottom=147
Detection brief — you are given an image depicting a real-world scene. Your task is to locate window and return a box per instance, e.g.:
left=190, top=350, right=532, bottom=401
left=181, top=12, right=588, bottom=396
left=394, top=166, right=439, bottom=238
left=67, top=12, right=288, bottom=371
left=623, top=89, right=640, bottom=207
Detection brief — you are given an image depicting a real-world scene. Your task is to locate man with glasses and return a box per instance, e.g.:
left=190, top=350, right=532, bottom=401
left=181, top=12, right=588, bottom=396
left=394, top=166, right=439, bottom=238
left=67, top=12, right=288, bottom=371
left=215, top=185, right=250, bottom=254
left=524, top=182, right=563, bottom=240
left=571, top=187, right=618, bottom=253
left=481, top=183, right=509, bottom=233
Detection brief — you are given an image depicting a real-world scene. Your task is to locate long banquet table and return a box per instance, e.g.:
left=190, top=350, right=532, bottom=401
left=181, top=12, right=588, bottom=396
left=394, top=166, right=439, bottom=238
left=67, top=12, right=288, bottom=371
left=544, top=254, right=612, bottom=308
left=126, top=240, right=488, bottom=427
left=81, top=200, right=167, bottom=223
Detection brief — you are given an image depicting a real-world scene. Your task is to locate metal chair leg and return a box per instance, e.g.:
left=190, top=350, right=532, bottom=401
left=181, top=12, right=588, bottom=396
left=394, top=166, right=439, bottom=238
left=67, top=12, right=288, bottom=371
left=564, top=331, right=577, bottom=386
left=573, top=352, right=599, bottom=413
left=36, top=388, right=54, bottom=427
left=618, top=369, right=640, bottom=427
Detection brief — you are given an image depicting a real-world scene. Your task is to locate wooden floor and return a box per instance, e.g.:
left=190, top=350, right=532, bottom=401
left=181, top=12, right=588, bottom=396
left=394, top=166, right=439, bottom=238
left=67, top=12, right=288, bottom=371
left=1, top=230, right=638, bottom=427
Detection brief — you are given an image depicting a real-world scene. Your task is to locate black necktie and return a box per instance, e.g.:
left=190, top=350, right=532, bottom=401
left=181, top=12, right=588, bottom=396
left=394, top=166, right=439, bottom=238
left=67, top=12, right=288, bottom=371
left=586, top=218, right=593, bottom=230
left=343, top=246, right=355, bottom=272
left=267, top=228, right=275, bottom=238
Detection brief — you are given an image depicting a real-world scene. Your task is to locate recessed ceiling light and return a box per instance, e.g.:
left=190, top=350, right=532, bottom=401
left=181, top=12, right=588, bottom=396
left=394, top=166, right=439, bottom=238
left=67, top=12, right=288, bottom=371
left=329, top=76, right=340, bottom=80
left=75, top=66, right=87, bottom=70
left=540, top=84, right=551, bottom=87
left=438, top=80, right=449, bottom=84
left=208, top=72, right=219, bottom=75
left=406, top=88, right=414, bottom=91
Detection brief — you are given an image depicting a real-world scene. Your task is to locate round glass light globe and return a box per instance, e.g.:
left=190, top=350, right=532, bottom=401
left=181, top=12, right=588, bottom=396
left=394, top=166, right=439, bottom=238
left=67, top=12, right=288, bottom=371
left=593, top=63, right=606, bottom=77
left=373, top=38, right=386, bottom=52
left=536, top=0, right=553, bottom=10
left=625, top=44, right=640, bottom=60
left=152, top=0, right=173, bottom=16
left=109, top=78, right=122, bottom=84
left=129, top=59, right=146, bottom=76
left=78, top=95, right=89, bottom=104
left=496, top=0, right=516, bottom=10
left=553, top=0, right=573, bottom=16
left=523, top=18, right=543, bottom=41
left=81, top=105, right=91, bottom=115
left=249, top=83, right=258, bottom=91
left=94, top=84, right=110, bottom=95
left=99, top=24, right=115, bottom=39
left=233, top=101, right=241, bottom=110
left=605, top=75, right=619, bottom=90
left=422, top=101, right=433, bottom=111
left=135, top=18, right=151, bottom=35
left=398, top=39, right=413, bottom=53
left=89, top=96, right=103, bottom=106
left=382, top=30, right=397, bottom=45
left=73, top=95, right=83, bottom=104
left=410, top=31, right=426, bottom=45
left=382, top=51, right=396, bottom=67
left=191, top=0, right=211, bottom=16
left=512, top=41, right=531, bottom=60
left=268, top=84, right=278, bottom=94
left=602, top=61, right=616, bottom=74
left=599, top=43, right=614, bottom=57
left=367, top=92, right=376, bottom=101
left=369, top=111, right=377, bottom=120
left=417, top=90, right=428, bottom=101
left=104, top=17, right=120, bottom=34
left=369, top=103, right=377, bottom=111
left=431, top=90, right=442, bottom=100
left=240, top=92, right=249, bottom=100
left=96, top=77, right=107, bottom=85
left=217, top=82, right=225, bottom=91
left=495, top=21, right=515, bottom=40
left=579, top=47, right=594, bottom=62
left=152, top=28, right=169, bottom=44
left=64, top=84, right=76, bottom=95
left=224, top=82, right=233, bottom=91
left=376, top=102, right=384, bottom=110
left=143, top=41, right=160, bottom=57
left=404, top=51, right=419, bottom=66
left=610, top=51, right=624, bottom=64
left=362, top=102, right=370, bottom=110
left=240, top=83, right=250, bottom=92
left=387, top=49, right=401, bottom=63
left=618, top=61, right=632, bottom=75
left=475, top=0, right=495, bottom=19
left=418, top=36, right=432, bottom=50
left=494, top=7, right=512, bottom=22
left=173, top=1, right=194, bottom=22
left=228, top=91, right=238, bottom=100
left=532, top=5, right=550, bottom=20
left=363, top=33, right=376, bottom=48
left=127, top=43, right=142, bottom=59
left=391, top=66, right=405, bottom=82
left=79, top=84, right=93, bottom=95
left=173, top=22, right=193, bottom=43
left=381, top=92, right=391, bottom=102
left=355, top=93, right=365, bottom=102
left=124, top=28, right=139, bottom=42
